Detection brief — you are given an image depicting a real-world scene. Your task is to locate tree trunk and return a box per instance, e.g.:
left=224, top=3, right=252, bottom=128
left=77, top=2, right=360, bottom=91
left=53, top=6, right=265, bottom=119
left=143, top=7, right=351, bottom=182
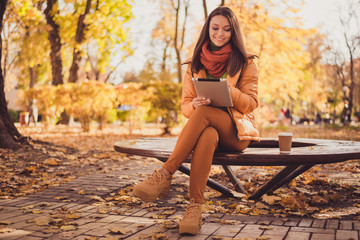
left=45, top=0, right=64, bottom=86
left=0, top=0, right=23, bottom=149
left=172, top=0, right=189, bottom=83
left=68, top=0, right=92, bottom=83
left=202, top=0, right=208, bottom=20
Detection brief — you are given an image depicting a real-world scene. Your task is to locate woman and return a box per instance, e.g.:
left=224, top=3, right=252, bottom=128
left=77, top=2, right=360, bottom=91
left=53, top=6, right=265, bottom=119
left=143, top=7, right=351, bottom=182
left=133, top=6, right=259, bottom=235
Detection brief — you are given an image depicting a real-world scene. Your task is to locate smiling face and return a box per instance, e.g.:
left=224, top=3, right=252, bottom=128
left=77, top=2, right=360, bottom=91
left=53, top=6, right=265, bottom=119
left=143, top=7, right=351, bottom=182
left=209, top=15, right=232, bottom=47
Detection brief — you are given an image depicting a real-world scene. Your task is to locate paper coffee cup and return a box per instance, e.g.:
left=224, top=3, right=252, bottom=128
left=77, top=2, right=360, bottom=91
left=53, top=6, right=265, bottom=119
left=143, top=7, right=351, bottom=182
left=278, top=132, right=293, bottom=154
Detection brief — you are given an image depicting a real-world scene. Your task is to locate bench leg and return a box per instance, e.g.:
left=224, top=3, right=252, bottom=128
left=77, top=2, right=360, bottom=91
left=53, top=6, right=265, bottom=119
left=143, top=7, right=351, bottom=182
left=222, top=165, right=246, bottom=193
left=267, top=164, right=315, bottom=193
left=157, top=158, right=234, bottom=197
left=249, top=165, right=300, bottom=200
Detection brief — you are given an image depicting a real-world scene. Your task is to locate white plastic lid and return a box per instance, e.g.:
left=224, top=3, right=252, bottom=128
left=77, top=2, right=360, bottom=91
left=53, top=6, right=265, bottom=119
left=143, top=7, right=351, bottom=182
left=278, top=132, right=293, bottom=136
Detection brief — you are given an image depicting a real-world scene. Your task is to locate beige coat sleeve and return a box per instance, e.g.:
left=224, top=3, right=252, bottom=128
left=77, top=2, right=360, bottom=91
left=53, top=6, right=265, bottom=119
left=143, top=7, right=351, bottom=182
left=229, top=59, right=259, bottom=114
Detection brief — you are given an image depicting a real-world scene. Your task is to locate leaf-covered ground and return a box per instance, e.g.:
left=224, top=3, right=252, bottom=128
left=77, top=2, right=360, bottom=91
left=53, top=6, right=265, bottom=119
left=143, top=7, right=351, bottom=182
left=1, top=124, right=359, bottom=221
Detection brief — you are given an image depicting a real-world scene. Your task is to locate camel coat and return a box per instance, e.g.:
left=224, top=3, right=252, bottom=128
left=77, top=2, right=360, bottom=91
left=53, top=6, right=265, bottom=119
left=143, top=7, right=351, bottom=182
left=181, top=54, right=260, bottom=142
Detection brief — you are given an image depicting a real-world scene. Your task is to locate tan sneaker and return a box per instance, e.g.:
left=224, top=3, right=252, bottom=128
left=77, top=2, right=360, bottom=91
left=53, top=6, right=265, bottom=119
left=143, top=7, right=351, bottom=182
left=133, top=169, right=171, bottom=202
left=179, top=199, right=202, bottom=235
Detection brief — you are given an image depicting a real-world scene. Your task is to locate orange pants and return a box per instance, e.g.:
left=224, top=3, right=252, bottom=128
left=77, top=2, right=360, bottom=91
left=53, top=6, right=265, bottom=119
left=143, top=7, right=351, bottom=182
left=162, top=106, right=250, bottom=203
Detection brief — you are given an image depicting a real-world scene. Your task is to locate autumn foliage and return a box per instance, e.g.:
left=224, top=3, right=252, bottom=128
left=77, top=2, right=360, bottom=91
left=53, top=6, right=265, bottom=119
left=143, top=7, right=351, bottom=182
left=22, top=81, right=182, bottom=133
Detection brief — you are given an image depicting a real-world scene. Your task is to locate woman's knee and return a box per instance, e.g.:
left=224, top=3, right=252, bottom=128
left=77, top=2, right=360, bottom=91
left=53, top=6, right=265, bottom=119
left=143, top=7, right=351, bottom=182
left=199, top=127, right=219, bottom=146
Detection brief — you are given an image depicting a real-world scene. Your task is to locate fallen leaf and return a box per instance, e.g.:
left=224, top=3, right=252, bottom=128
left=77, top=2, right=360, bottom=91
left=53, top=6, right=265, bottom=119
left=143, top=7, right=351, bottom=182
left=0, top=221, right=12, bottom=225
left=0, top=228, right=14, bottom=233
left=259, top=226, right=273, bottom=230
left=84, top=237, right=98, bottom=240
left=257, top=237, right=270, bottom=240
left=78, top=190, right=86, bottom=195
left=54, top=196, right=68, bottom=200
left=66, top=214, right=81, bottom=219
left=28, top=217, right=50, bottom=226
left=98, top=209, right=109, bottom=214
left=44, top=158, right=60, bottom=166
left=255, top=202, right=269, bottom=209
left=108, top=227, right=132, bottom=235
left=91, top=195, right=105, bottom=202
left=152, top=233, right=168, bottom=239
left=60, top=225, right=77, bottom=231
left=311, top=195, right=328, bottom=205
left=262, top=195, right=281, bottom=205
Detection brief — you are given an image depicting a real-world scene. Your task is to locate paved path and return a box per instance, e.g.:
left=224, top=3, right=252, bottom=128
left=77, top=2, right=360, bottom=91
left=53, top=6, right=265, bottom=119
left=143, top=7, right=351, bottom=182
left=0, top=159, right=359, bottom=240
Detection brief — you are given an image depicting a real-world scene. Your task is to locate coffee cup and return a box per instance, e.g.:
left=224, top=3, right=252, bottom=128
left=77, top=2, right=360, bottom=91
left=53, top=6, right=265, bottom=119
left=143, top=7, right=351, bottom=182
left=278, top=132, right=293, bottom=154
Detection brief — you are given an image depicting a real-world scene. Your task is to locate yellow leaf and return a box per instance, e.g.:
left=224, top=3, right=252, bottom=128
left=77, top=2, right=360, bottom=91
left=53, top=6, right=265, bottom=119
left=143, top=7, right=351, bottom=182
left=60, top=225, right=77, bottom=231
left=78, top=190, right=86, bottom=195
left=153, top=233, right=167, bottom=239
left=66, top=214, right=81, bottom=219
left=98, top=209, right=109, bottom=214
left=119, top=188, right=125, bottom=196
left=32, top=210, right=43, bottom=214
left=54, top=196, right=68, bottom=200
left=20, top=205, right=34, bottom=210
left=108, top=227, right=132, bottom=234
left=0, top=221, right=12, bottom=225
left=289, top=179, right=297, bottom=188
left=259, top=226, right=273, bottom=230
left=227, top=203, right=237, bottom=209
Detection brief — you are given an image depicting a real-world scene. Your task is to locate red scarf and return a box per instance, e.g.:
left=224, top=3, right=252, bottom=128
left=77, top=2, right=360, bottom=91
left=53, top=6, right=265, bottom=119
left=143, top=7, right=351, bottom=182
left=200, top=40, right=232, bottom=77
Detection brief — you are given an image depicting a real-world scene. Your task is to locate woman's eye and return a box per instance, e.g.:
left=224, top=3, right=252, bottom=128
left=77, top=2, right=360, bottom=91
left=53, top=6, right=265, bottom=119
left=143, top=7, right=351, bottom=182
left=225, top=29, right=231, bottom=32
left=212, top=28, right=219, bottom=31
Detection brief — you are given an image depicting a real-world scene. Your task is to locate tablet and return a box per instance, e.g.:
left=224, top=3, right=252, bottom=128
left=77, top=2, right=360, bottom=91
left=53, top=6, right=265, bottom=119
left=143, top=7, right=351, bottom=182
left=192, top=78, right=233, bottom=107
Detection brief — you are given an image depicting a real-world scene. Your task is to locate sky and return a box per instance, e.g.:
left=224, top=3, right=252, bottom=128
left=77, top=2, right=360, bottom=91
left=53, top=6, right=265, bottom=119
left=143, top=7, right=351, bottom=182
left=111, top=0, right=354, bottom=83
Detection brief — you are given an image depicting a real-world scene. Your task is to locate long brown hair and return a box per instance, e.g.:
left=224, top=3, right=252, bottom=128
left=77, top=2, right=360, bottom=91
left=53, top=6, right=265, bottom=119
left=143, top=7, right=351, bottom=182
left=191, top=6, right=247, bottom=77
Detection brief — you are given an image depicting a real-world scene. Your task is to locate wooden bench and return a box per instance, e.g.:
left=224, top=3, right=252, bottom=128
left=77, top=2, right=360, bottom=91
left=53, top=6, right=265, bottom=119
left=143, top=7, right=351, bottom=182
left=114, top=138, right=360, bottom=200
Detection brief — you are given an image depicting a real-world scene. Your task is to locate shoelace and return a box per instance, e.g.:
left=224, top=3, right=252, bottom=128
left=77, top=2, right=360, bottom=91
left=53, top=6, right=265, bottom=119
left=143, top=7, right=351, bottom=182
left=146, top=170, right=164, bottom=185
left=184, top=202, right=201, bottom=219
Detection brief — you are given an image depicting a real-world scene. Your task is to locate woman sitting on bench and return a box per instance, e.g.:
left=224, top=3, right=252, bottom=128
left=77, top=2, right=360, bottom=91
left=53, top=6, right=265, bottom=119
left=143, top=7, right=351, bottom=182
left=133, top=6, right=260, bottom=235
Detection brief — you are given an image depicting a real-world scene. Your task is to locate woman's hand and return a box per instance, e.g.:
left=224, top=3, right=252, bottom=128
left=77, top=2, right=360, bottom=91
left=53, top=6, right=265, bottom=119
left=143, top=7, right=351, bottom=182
left=192, top=97, right=211, bottom=108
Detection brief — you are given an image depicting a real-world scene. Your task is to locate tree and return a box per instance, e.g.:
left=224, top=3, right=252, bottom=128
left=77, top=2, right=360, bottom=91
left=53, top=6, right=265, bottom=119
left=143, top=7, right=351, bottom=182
left=7, top=0, right=51, bottom=90
left=338, top=0, right=360, bottom=123
left=227, top=0, right=318, bottom=113
left=63, top=0, right=133, bottom=83
left=202, top=0, right=208, bottom=21
left=45, top=0, right=64, bottom=86
left=68, top=0, right=92, bottom=83
left=171, top=0, right=189, bottom=83
left=0, top=0, right=23, bottom=149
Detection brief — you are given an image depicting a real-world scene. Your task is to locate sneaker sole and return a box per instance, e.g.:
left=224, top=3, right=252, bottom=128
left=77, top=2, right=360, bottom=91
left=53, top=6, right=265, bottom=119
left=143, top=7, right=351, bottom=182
left=179, top=224, right=201, bottom=235
left=133, top=186, right=170, bottom=202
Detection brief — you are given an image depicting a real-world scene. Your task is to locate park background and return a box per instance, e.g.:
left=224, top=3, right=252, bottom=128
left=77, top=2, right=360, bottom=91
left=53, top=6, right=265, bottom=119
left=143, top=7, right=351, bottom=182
left=0, top=0, right=360, bottom=235
left=2, top=0, right=360, bottom=133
